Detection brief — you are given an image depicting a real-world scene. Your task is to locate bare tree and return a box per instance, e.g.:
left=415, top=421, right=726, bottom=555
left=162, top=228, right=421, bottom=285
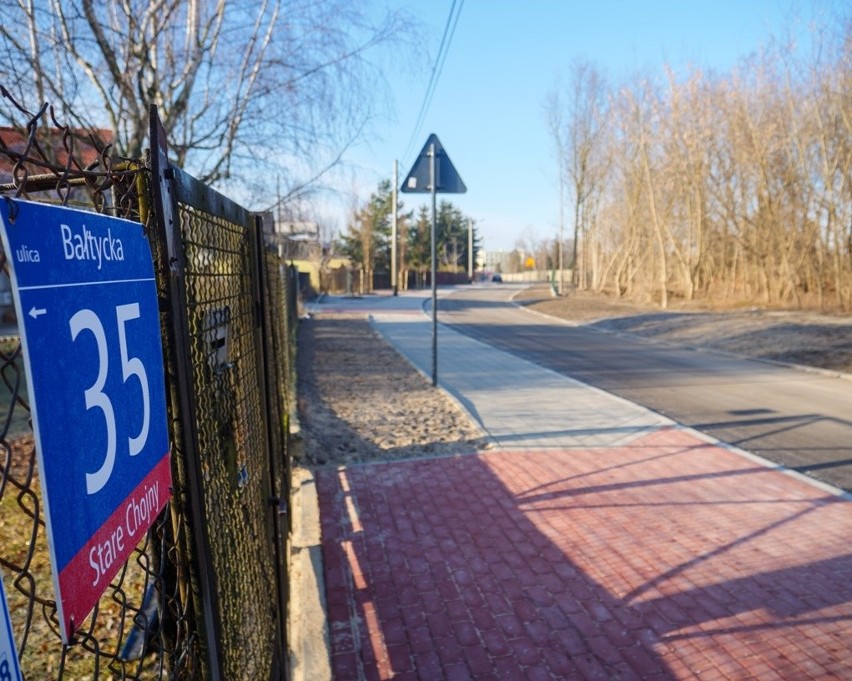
left=544, top=85, right=569, bottom=292
left=0, top=0, right=412, bottom=203
left=796, top=17, right=852, bottom=308
left=551, top=6, right=850, bottom=311
left=544, top=61, right=609, bottom=290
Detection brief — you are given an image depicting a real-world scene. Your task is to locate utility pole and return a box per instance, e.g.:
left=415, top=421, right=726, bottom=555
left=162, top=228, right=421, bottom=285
left=467, top=219, right=473, bottom=281
left=392, top=160, right=398, bottom=295
left=558, top=158, right=565, bottom=296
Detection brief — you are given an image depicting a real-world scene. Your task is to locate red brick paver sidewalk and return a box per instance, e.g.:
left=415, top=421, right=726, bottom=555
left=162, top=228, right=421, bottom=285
left=318, top=428, right=852, bottom=680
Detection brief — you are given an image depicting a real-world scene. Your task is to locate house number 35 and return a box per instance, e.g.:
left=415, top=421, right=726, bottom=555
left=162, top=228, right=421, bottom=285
left=69, top=303, right=151, bottom=495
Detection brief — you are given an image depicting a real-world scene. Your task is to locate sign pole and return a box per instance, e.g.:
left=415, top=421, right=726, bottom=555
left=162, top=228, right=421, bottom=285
left=400, top=133, right=466, bottom=388
left=559, top=161, right=565, bottom=296
left=430, top=143, right=438, bottom=386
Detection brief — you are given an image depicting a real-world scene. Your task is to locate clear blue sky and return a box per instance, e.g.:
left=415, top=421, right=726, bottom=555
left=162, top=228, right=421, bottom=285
left=342, top=1, right=828, bottom=252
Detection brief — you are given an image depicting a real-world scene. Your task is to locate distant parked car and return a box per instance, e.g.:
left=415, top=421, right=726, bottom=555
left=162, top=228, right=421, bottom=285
left=491, top=274, right=502, bottom=283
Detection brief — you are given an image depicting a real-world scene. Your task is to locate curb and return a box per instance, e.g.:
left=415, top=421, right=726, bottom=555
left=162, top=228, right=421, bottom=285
left=287, top=464, right=331, bottom=681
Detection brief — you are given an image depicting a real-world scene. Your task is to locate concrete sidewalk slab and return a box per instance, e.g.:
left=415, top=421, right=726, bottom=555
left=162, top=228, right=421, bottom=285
left=372, top=315, right=670, bottom=450
left=288, top=466, right=332, bottom=681
left=306, top=291, right=434, bottom=316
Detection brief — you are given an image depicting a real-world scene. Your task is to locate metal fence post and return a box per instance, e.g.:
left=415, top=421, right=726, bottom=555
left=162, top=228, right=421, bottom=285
left=149, top=104, right=224, bottom=680
left=250, top=216, right=288, bottom=679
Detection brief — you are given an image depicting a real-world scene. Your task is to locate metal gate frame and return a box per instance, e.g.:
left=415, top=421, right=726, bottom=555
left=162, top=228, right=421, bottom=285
left=149, top=105, right=287, bottom=680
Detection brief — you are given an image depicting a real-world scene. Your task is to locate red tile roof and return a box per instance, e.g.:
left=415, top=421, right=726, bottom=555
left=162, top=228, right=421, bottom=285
left=0, top=126, right=114, bottom=181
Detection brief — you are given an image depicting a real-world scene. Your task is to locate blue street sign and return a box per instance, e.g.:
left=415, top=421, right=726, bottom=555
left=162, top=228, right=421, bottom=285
left=0, top=571, right=23, bottom=681
left=0, top=200, right=171, bottom=643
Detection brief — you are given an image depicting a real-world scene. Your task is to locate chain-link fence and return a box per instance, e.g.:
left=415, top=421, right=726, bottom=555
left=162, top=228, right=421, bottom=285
left=1, top=90, right=296, bottom=680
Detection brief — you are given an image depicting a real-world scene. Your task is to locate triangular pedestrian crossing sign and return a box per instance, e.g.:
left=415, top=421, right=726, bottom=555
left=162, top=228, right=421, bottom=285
left=401, top=134, right=467, bottom=194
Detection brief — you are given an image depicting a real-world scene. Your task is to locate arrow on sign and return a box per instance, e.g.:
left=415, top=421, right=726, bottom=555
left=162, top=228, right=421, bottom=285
left=28, top=307, right=47, bottom=319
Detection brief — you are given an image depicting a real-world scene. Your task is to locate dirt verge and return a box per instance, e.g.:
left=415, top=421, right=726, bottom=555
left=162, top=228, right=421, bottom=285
left=517, top=287, right=852, bottom=374
left=295, top=316, right=487, bottom=466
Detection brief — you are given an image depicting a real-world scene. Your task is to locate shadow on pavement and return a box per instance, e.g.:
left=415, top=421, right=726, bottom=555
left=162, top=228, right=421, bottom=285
left=317, top=429, right=852, bottom=679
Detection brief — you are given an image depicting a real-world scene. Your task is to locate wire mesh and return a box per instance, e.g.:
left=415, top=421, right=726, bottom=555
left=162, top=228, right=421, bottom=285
left=169, top=192, right=285, bottom=679
left=263, top=253, right=296, bottom=494
left=260, top=252, right=297, bottom=635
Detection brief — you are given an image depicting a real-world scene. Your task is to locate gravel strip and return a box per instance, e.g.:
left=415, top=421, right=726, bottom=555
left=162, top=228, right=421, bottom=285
left=295, top=316, right=487, bottom=466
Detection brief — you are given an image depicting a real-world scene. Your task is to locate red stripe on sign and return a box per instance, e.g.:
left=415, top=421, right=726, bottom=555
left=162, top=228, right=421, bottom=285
left=57, top=452, right=171, bottom=642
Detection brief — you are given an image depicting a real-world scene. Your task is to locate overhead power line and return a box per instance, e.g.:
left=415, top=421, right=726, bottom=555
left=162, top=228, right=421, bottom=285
left=402, top=0, right=465, bottom=164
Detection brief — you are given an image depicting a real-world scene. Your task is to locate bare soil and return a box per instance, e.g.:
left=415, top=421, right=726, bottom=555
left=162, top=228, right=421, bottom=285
left=295, top=315, right=488, bottom=466
left=517, top=286, right=852, bottom=374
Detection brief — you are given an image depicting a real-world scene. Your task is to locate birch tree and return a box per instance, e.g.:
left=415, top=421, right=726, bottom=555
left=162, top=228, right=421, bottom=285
left=0, top=0, right=410, bottom=202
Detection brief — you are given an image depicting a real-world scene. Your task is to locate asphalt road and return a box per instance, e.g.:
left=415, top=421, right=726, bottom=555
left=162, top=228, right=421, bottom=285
left=437, top=285, right=852, bottom=493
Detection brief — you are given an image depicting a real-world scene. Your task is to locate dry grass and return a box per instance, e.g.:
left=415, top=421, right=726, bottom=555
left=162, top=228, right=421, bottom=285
left=2, top=437, right=157, bottom=679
